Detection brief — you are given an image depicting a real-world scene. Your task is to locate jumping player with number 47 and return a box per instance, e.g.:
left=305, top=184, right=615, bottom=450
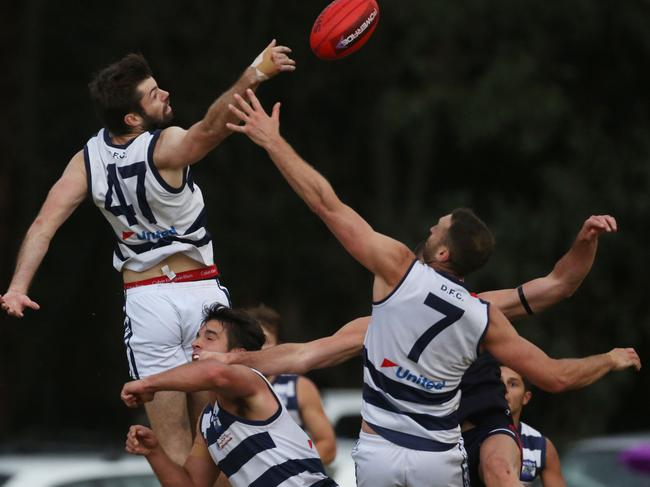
left=225, top=89, right=641, bottom=487
left=1, top=41, right=295, bottom=466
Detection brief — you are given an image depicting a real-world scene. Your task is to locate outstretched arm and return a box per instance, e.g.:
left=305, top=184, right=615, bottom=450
left=297, top=377, right=337, bottom=465
left=121, top=361, right=261, bottom=407
left=483, top=306, right=640, bottom=393
left=200, top=316, right=370, bottom=376
left=479, top=215, right=617, bottom=320
left=226, top=90, right=414, bottom=296
left=126, top=424, right=218, bottom=487
left=154, top=40, right=296, bottom=169
left=2, top=151, right=87, bottom=318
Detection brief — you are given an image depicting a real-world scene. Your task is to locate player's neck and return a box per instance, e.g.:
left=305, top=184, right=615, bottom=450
left=109, top=129, right=143, bottom=145
left=426, top=260, right=464, bottom=281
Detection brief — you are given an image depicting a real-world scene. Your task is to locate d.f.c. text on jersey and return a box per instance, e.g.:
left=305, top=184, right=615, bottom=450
left=362, top=260, right=489, bottom=451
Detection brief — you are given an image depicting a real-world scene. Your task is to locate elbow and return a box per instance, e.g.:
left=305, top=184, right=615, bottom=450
left=548, top=272, right=581, bottom=300
left=556, top=284, right=577, bottom=300
left=317, top=441, right=337, bottom=465
left=545, top=379, right=569, bottom=394
left=311, top=200, right=330, bottom=219
left=29, top=217, right=55, bottom=242
left=292, top=349, right=311, bottom=375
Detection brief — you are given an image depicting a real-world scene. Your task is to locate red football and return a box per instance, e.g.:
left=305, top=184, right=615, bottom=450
left=310, top=0, right=380, bottom=60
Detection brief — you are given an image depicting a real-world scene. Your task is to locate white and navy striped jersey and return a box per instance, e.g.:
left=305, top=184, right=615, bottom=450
left=362, top=260, right=489, bottom=451
left=200, top=369, right=336, bottom=487
left=272, top=375, right=304, bottom=428
left=84, top=128, right=213, bottom=272
left=519, top=422, right=546, bottom=485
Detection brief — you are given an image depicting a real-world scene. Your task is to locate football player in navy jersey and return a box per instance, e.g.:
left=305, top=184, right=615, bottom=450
left=216, top=90, right=640, bottom=487
left=122, top=304, right=336, bottom=487
left=2, top=42, right=295, bottom=466
left=501, top=366, right=567, bottom=487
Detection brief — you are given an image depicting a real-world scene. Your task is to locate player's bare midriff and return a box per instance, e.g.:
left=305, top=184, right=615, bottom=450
left=122, top=253, right=208, bottom=284
left=361, top=419, right=378, bottom=435
left=461, top=420, right=476, bottom=433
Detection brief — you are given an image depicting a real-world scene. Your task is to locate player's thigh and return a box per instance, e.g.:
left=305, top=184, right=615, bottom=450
left=353, top=432, right=468, bottom=487
left=479, top=433, right=521, bottom=484
left=405, top=442, right=469, bottom=487
left=124, top=286, right=186, bottom=378
left=144, top=390, right=193, bottom=465
left=352, top=432, right=405, bottom=487
left=175, top=279, right=231, bottom=350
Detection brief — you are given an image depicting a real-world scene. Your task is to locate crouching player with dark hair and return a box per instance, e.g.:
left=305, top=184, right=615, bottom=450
left=121, top=304, right=337, bottom=487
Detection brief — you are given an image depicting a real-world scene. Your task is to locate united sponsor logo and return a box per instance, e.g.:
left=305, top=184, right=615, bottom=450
left=381, top=358, right=446, bottom=390
left=122, top=226, right=178, bottom=241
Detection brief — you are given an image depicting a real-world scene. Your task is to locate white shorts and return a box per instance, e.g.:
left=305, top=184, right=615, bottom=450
left=352, top=431, right=470, bottom=487
left=123, top=278, right=230, bottom=378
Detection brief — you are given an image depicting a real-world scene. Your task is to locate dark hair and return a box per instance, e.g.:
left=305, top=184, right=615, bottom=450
left=88, top=53, right=153, bottom=136
left=445, top=208, right=495, bottom=276
left=244, top=304, right=282, bottom=341
left=202, top=304, right=265, bottom=352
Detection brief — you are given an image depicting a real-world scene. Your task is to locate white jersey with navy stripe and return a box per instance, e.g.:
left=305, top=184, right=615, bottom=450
left=362, top=260, right=489, bottom=451
left=200, top=369, right=336, bottom=487
left=84, top=128, right=213, bottom=272
left=519, top=421, right=546, bottom=485
left=272, top=374, right=303, bottom=428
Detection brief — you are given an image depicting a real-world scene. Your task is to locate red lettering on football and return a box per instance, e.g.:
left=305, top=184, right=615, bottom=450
left=310, top=0, right=380, bottom=60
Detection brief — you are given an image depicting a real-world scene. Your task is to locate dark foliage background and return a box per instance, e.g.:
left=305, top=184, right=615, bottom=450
left=1, top=0, right=649, bottom=451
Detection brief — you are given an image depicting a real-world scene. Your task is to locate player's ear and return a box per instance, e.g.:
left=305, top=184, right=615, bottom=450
left=522, top=390, right=532, bottom=406
left=124, top=112, right=142, bottom=129
left=435, top=245, right=450, bottom=263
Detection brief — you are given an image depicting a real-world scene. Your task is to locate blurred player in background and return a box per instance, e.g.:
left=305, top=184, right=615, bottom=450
left=247, top=304, right=336, bottom=465
left=122, top=305, right=337, bottom=487
left=1, top=41, right=295, bottom=464
left=501, top=366, right=567, bottom=487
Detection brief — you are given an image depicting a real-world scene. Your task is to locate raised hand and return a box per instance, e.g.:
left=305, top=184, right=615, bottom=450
left=578, top=215, right=617, bottom=241
left=251, top=39, right=297, bottom=81
left=226, top=89, right=282, bottom=149
left=608, top=348, right=642, bottom=372
left=125, top=425, right=159, bottom=455
left=1, top=290, right=40, bottom=318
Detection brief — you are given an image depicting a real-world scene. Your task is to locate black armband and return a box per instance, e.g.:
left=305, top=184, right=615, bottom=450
left=517, top=285, right=534, bottom=315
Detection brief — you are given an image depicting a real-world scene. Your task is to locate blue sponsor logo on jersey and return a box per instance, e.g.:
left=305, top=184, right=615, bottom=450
left=125, top=226, right=179, bottom=241
left=381, top=358, right=446, bottom=390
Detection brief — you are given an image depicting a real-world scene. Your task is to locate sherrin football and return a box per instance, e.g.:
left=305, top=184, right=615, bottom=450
left=310, top=0, right=380, bottom=60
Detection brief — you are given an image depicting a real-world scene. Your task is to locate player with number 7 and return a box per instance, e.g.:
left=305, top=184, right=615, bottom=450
left=225, top=88, right=641, bottom=487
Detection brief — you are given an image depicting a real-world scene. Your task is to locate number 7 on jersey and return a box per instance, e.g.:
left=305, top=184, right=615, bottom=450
left=407, top=293, right=465, bottom=363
